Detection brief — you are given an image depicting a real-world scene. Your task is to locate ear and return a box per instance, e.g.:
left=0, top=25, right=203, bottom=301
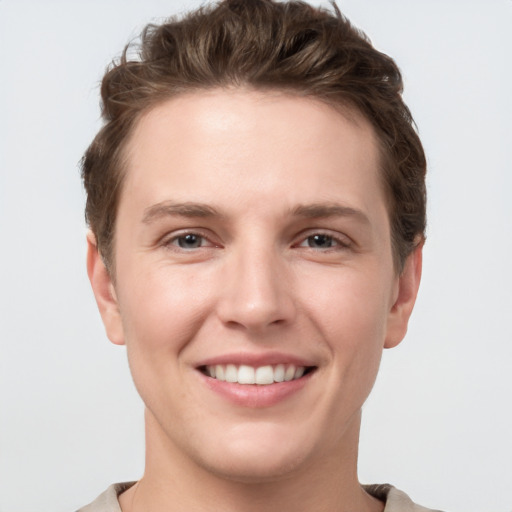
left=384, top=243, right=423, bottom=349
left=86, top=231, right=125, bottom=345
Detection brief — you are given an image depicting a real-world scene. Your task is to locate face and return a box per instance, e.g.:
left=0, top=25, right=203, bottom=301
left=88, top=89, right=421, bottom=482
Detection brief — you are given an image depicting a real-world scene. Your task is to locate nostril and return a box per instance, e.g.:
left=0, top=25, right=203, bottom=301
left=216, top=268, right=296, bottom=331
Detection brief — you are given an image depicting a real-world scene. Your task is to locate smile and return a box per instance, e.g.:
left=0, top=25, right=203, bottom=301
left=200, top=364, right=315, bottom=385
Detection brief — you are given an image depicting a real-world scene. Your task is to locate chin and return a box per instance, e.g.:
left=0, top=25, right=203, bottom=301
left=200, top=450, right=310, bottom=484
left=190, top=422, right=320, bottom=483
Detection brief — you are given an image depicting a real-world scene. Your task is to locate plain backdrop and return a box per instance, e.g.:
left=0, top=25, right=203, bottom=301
left=1, top=1, right=511, bottom=511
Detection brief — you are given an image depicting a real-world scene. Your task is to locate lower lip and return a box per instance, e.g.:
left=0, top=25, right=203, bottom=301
left=199, top=371, right=313, bottom=408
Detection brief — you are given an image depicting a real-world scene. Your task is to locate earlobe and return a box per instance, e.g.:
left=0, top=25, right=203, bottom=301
left=384, top=243, right=423, bottom=349
left=86, top=231, right=125, bottom=345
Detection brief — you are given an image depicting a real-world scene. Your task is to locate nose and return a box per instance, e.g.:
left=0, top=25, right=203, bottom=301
left=216, top=244, right=296, bottom=332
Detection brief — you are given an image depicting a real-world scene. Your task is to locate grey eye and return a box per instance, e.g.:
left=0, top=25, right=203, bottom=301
left=176, top=234, right=203, bottom=249
left=306, top=234, right=335, bottom=248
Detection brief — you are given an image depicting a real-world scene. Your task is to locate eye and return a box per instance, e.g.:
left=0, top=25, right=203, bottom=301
left=167, top=232, right=211, bottom=250
left=176, top=233, right=203, bottom=249
left=303, top=234, right=336, bottom=249
left=296, top=232, right=351, bottom=250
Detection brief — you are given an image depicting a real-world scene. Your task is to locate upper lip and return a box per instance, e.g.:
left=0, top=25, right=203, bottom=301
left=195, top=351, right=318, bottom=368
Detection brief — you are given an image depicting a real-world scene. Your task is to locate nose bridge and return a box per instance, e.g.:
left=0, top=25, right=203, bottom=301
left=217, top=237, right=294, bottom=331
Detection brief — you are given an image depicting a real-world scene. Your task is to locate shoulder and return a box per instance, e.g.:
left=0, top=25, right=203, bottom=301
left=364, top=483, right=445, bottom=512
left=78, top=481, right=443, bottom=512
left=76, top=482, right=136, bottom=512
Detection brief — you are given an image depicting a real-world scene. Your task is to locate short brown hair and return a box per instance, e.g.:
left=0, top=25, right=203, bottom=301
left=82, top=0, right=426, bottom=273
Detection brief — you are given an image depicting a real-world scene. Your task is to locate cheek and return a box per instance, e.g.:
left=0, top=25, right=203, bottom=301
left=301, top=266, right=392, bottom=389
left=304, top=266, right=391, bottom=341
left=117, top=263, right=212, bottom=356
left=116, top=265, right=214, bottom=414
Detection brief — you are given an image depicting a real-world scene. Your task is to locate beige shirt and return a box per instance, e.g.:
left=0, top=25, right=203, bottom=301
left=77, top=482, right=443, bottom=511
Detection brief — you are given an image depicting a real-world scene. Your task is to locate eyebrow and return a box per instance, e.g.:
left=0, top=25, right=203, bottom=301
left=142, top=201, right=220, bottom=224
left=142, top=200, right=370, bottom=225
left=291, top=203, right=370, bottom=225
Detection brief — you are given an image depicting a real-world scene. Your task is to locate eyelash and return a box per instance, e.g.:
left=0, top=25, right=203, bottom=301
left=163, top=230, right=216, bottom=250
left=296, top=232, right=352, bottom=251
left=161, top=230, right=351, bottom=252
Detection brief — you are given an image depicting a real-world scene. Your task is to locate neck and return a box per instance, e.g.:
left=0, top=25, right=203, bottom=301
left=119, top=409, right=383, bottom=512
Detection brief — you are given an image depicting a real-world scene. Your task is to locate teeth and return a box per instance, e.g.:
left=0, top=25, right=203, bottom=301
left=274, top=364, right=285, bottom=382
left=238, top=365, right=255, bottom=384
left=255, top=365, right=274, bottom=385
left=205, top=364, right=309, bottom=385
left=215, top=365, right=225, bottom=381
left=294, top=366, right=305, bottom=379
left=225, top=364, right=238, bottom=383
left=284, top=365, right=295, bottom=381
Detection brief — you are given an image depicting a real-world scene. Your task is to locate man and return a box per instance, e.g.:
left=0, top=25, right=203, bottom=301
left=79, top=1, right=439, bottom=510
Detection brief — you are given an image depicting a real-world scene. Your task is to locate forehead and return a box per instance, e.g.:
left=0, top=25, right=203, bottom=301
left=121, top=89, right=384, bottom=211
left=128, top=89, right=375, bottom=155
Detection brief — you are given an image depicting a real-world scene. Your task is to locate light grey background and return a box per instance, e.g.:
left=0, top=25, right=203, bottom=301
left=1, top=1, right=511, bottom=511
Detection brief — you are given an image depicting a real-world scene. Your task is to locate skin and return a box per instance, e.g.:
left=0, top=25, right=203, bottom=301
left=87, top=89, right=422, bottom=512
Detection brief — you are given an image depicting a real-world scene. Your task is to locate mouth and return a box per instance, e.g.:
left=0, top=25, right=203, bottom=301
left=198, top=364, right=317, bottom=385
